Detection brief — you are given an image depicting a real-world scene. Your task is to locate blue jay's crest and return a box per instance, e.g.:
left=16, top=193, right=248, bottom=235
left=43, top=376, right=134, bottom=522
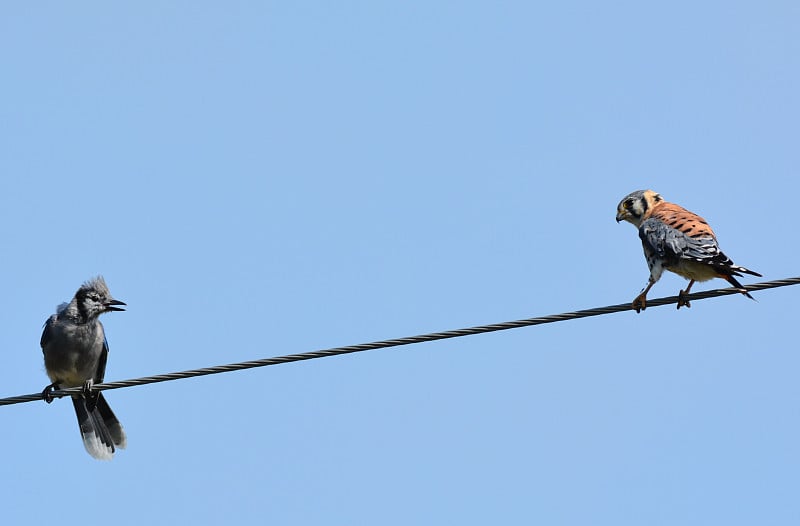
left=79, top=276, right=112, bottom=297
left=73, top=276, right=126, bottom=319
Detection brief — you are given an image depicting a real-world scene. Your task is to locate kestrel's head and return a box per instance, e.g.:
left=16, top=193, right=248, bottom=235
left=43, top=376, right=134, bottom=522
left=616, top=189, right=663, bottom=227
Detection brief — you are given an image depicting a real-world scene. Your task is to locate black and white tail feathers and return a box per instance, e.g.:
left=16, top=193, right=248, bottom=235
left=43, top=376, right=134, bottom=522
left=721, top=265, right=762, bottom=301
left=72, top=393, right=126, bottom=461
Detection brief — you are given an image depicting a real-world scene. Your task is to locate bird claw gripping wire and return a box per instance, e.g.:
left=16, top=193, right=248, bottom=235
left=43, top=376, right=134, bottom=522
left=41, top=383, right=59, bottom=404
left=41, top=380, right=96, bottom=405
left=632, top=293, right=647, bottom=313
left=81, top=380, right=100, bottom=411
left=677, top=290, right=692, bottom=309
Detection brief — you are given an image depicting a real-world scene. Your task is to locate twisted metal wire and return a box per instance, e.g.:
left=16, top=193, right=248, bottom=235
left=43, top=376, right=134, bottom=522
left=2, top=276, right=798, bottom=407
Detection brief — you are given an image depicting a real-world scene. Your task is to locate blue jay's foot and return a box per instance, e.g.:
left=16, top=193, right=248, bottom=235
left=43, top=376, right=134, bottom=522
left=41, top=383, right=59, bottom=404
left=81, top=380, right=94, bottom=398
left=81, top=380, right=100, bottom=411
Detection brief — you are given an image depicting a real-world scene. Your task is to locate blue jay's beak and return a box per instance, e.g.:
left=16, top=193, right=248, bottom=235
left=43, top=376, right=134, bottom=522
left=105, top=299, right=126, bottom=312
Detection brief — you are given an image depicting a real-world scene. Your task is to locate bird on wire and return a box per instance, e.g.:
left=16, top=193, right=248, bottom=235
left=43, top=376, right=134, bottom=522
left=616, top=189, right=761, bottom=313
left=40, top=276, right=127, bottom=460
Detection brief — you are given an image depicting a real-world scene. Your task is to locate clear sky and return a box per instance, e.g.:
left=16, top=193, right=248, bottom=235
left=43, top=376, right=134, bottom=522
left=2, top=2, right=799, bottom=524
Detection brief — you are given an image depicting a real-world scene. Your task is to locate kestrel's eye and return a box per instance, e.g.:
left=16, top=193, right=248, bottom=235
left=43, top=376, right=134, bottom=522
left=624, top=199, right=633, bottom=209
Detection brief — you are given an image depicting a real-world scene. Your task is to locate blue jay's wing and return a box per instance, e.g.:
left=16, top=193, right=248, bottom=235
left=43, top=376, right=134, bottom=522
left=93, top=337, right=126, bottom=448
left=40, top=314, right=58, bottom=351
left=95, top=335, right=110, bottom=384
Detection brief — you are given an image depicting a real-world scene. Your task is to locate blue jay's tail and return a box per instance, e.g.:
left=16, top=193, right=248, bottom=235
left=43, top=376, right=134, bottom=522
left=72, top=393, right=127, bottom=461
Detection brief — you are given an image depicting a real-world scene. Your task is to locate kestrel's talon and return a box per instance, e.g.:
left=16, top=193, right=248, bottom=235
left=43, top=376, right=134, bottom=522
left=677, top=290, right=691, bottom=309
left=677, top=280, right=693, bottom=309
left=632, top=294, right=647, bottom=313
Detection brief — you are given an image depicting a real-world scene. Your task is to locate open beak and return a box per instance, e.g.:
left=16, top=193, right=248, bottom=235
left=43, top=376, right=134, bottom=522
left=105, top=299, right=127, bottom=312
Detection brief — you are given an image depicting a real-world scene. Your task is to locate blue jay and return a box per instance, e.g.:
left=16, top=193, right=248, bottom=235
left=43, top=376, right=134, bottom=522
left=40, top=277, right=127, bottom=460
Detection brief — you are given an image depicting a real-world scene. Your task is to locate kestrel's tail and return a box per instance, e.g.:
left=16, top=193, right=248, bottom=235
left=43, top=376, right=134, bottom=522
left=729, top=265, right=762, bottom=278
left=722, top=265, right=762, bottom=301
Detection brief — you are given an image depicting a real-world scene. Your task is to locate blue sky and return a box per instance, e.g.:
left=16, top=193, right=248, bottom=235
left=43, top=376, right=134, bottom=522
left=2, top=2, right=799, bottom=524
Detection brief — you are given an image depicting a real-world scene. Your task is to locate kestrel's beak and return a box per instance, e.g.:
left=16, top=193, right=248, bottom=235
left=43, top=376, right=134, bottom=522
left=615, top=210, right=627, bottom=223
left=105, top=299, right=126, bottom=312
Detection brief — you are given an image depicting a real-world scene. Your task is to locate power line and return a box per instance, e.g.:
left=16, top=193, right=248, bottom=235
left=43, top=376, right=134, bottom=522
left=2, top=276, right=798, bottom=407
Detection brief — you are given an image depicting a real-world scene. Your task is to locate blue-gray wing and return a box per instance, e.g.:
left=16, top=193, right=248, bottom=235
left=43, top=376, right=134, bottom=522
left=639, top=217, right=733, bottom=270
left=40, top=314, right=58, bottom=351
left=95, top=335, right=110, bottom=384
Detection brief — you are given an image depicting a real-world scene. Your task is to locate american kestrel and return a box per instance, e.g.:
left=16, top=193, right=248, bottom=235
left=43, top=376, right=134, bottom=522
left=616, top=189, right=761, bottom=312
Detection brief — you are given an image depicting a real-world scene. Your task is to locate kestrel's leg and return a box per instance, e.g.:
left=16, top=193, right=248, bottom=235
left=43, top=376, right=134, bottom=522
left=677, top=280, right=695, bottom=310
left=632, top=279, right=656, bottom=313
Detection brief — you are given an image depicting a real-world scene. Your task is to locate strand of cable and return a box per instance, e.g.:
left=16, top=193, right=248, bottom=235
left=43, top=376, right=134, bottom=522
left=2, top=276, right=798, bottom=407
